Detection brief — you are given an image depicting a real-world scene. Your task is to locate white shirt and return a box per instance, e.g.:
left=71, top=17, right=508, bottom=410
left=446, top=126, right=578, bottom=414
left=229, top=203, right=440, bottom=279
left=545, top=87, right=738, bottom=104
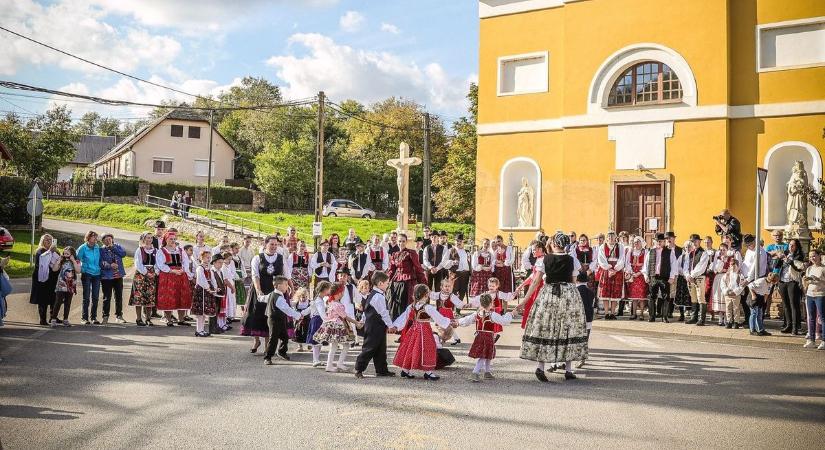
left=193, top=244, right=211, bottom=260
left=471, top=250, right=493, bottom=272
left=260, top=289, right=302, bottom=320
left=368, top=245, right=390, bottom=270
left=348, top=252, right=374, bottom=281
left=641, top=247, right=677, bottom=281
left=429, top=290, right=466, bottom=309
left=457, top=310, right=513, bottom=328
left=742, top=247, right=768, bottom=282
left=450, top=247, right=471, bottom=272
left=568, top=247, right=598, bottom=272
left=155, top=246, right=193, bottom=278
left=720, top=271, right=745, bottom=297
left=368, top=288, right=394, bottom=328
left=468, top=291, right=515, bottom=307
left=133, top=246, right=156, bottom=275
left=422, top=244, right=448, bottom=270
left=339, top=283, right=360, bottom=319
left=37, top=249, right=59, bottom=282
left=391, top=302, right=452, bottom=330
left=522, top=245, right=535, bottom=271
left=683, top=249, right=712, bottom=278
left=309, top=251, right=337, bottom=282
left=195, top=265, right=217, bottom=291
left=250, top=252, right=289, bottom=281
left=747, top=277, right=772, bottom=296
left=597, top=243, right=626, bottom=271
left=238, top=246, right=255, bottom=274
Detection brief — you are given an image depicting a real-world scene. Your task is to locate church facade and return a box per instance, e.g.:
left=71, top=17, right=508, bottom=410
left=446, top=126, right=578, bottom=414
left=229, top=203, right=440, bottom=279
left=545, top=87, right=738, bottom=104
left=475, top=0, right=825, bottom=245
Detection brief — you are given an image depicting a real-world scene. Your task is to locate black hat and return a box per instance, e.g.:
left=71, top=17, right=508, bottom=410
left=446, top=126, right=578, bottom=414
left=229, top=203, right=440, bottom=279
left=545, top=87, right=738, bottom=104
left=665, top=231, right=676, bottom=238
left=439, top=230, right=448, bottom=237
left=211, top=253, right=224, bottom=264
left=689, top=233, right=701, bottom=241
left=337, top=266, right=350, bottom=275
left=154, top=220, right=166, bottom=229
left=355, top=241, right=365, bottom=248
left=656, top=233, right=666, bottom=241
left=415, top=237, right=424, bottom=242
left=743, top=234, right=756, bottom=244
left=455, top=233, right=465, bottom=241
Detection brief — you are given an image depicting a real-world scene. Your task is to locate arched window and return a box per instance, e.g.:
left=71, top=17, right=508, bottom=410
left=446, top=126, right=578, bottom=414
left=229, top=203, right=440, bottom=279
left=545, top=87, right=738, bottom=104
left=607, top=61, right=682, bottom=107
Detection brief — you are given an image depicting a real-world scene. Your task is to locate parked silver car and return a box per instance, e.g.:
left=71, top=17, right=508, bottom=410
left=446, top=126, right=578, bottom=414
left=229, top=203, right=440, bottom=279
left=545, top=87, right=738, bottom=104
left=323, top=199, right=375, bottom=219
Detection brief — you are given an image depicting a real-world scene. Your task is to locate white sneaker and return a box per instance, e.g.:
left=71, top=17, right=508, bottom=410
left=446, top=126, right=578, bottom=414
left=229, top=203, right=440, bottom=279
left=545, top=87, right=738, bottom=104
left=50, top=319, right=57, bottom=327
left=116, top=317, right=126, bottom=324
left=818, top=342, right=825, bottom=350
left=312, top=361, right=323, bottom=368
left=63, top=319, right=71, bottom=327
left=804, top=340, right=815, bottom=348
left=81, top=319, right=90, bottom=325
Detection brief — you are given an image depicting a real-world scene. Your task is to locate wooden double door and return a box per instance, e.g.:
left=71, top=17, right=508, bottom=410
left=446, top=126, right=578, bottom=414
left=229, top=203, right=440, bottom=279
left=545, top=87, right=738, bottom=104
left=614, top=182, right=664, bottom=245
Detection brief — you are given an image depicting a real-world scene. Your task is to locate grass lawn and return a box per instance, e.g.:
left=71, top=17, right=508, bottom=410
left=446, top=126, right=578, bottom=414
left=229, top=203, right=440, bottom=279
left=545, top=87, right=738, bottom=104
left=1, top=230, right=133, bottom=279
left=44, top=200, right=475, bottom=243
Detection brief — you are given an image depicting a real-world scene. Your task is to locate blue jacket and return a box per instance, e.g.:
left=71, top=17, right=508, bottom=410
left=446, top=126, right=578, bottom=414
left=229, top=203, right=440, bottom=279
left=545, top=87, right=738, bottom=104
left=100, top=244, right=127, bottom=279
left=77, top=243, right=101, bottom=276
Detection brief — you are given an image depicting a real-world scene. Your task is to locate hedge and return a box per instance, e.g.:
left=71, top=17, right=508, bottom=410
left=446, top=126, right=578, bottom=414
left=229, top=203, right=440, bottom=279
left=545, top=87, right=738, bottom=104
left=96, top=178, right=140, bottom=196
left=149, top=182, right=252, bottom=204
left=43, top=201, right=161, bottom=231
left=0, top=176, right=32, bottom=225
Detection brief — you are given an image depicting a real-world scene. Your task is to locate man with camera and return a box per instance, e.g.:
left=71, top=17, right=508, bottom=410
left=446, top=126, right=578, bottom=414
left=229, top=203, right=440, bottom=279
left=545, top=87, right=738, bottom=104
left=714, top=209, right=742, bottom=251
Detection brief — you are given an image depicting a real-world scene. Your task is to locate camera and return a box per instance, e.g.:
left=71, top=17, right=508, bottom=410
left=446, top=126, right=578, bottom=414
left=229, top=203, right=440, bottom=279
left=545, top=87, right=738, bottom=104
left=712, top=215, right=723, bottom=221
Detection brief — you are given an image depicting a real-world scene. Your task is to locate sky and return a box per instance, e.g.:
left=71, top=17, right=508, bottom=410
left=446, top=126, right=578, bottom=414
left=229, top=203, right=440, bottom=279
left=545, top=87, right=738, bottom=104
left=0, top=0, right=479, bottom=123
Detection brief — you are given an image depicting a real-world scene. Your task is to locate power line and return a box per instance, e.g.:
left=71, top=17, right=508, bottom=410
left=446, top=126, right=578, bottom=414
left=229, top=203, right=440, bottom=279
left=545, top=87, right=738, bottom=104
left=0, top=24, right=210, bottom=101
left=0, top=96, right=37, bottom=115
left=325, top=100, right=422, bottom=133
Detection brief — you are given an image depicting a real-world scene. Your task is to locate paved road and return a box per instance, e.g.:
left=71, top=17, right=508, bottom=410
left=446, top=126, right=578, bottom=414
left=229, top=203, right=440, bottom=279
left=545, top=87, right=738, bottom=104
left=1, top=295, right=823, bottom=449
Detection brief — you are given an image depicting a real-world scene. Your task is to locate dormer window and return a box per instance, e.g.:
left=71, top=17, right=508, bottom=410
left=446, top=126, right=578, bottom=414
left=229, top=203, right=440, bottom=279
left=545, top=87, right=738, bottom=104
left=607, top=61, right=682, bottom=107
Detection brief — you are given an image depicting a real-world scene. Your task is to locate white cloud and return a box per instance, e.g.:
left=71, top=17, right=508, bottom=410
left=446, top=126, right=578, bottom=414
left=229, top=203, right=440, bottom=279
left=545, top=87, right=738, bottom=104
left=265, top=33, right=473, bottom=115
left=339, top=11, right=365, bottom=33
left=380, top=22, right=400, bottom=34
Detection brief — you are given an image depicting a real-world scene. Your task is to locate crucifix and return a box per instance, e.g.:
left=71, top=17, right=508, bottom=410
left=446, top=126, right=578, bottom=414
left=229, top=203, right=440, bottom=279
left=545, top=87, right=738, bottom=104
left=387, top=142, right=422, bottom=233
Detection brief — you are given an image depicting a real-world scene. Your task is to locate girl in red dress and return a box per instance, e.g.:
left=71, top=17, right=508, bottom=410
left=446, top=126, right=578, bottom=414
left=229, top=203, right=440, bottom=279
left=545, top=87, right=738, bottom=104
left=624, top=236, right=649, bottom=320
left=457, top=293, right=513, bottom=382
left=469, top=239, right=494, bottom=297
left=469, top=278, right=515, bottom=336
left=515, top=241, right=546, bottom=329
left=596, top=231, right=626, bottom=320
left=392, top=284, right=454, bottom=380
left=429, top=278, right=465, bottom=345
left=492, top=236, right=514, bottom=293
left=156, top=231, right=192, bottom=327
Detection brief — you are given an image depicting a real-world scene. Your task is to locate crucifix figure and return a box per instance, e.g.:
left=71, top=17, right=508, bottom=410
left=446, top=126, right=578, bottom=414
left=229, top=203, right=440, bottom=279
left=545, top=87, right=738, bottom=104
left=387, top=142, right=422, bottom=232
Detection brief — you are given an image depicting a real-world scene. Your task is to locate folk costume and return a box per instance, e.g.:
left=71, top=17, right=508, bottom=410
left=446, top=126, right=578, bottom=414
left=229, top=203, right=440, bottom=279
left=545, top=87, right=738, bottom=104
left=210, top=265, right=228, bottom=333
left=222, top=259, right=238, bottom=322
left=263, top=288, right=303, bottom=361
left=354, top=287, right=396, bottom=376
left=492, top=244, right=515, bottom=293
left=292, top=297, right=311, bottom=344
left=596, top=242, right=625, bottom=302
left=520, top=258, right=545, bottom=329
left=241, top=251, right=285, bottom=337
left=429, top=289, right=465, bottom=321
left=457, top=309, right=513, bottom=378
left=625, top=248, right=649, bottom=302
left=349, top=250, right=374, bottom=284
left=684, top=245, right=711, bottom=325
left=368, top=245, right=389, bottom=273
left=192, top=263, right=219, bottom=318
left=469, top=250, right=494, bottom=297
left=313, top=300, right=356, bottom=372
left=387, top=248, right=427, bottom=320
left=641, top=242, right=677, bottom=322
left=232, top=254, right=248, bottom=306
left=289, top=250, right=311, bottom=289
left=309, top=250, right=337, bottom=283
left=155, top=244, right=193, bottom=312
left=130, top=247, right=157, bottom=308
left=392, top=301, right=452, bottom=377
left=712, top=250, right=741, bottom=321
left=448, top=244, right=471, bottom=300
left=470, top=291, right=515, bottom=335
left=423, top=242, right=449, bottom=291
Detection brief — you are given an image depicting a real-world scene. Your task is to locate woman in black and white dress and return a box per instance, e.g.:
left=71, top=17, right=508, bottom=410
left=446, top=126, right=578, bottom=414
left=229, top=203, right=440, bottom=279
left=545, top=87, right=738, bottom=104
left=516, top=232, right=588, bottom=382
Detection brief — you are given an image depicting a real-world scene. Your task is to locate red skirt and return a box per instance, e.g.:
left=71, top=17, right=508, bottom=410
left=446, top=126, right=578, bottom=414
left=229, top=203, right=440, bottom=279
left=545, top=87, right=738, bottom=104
left=597, top=269, right=624, bottom=300
left=625, top=275, right=649, bottom=300
left=493, top=265, right=513, bottom=293
left=437, top=307, right=455, bottom=320
left=521, top=279, right=544, bottom=329
left=393, top=321, right=437, bottom=371
left=468, top=331, right=496, bottom=360
left=704, top=273, right=716, bottom=310
left=156, top=271, right=192, bottom=311
left=469, top=270, right=493, bottom=297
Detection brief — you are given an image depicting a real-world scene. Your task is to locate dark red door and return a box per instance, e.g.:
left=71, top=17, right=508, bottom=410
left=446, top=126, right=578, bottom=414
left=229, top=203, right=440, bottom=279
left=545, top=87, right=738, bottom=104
left=615, top=183, right=663, bottom=245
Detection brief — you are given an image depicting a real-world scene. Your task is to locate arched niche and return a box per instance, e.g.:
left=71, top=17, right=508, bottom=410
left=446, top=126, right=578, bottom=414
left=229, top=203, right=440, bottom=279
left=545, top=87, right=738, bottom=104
left=587, top=43, right=697, bottom=114
left=499, top=157, right=541, bottom=230
left=764, top=141, right=822, bottom=229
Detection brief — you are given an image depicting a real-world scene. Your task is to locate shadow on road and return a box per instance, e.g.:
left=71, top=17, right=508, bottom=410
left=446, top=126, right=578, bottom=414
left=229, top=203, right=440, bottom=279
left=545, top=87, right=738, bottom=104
left=0, top=404, right=84, bottom=420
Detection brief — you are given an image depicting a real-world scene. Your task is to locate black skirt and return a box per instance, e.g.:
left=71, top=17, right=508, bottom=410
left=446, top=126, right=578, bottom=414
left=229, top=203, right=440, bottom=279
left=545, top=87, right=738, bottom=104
left=674, top=276, right=691, bottom=306
left=240, top=289, right=269, bottom=337
left=388, top=280, right=411, bottom=321
left=29, top=270, right=58, bottom=306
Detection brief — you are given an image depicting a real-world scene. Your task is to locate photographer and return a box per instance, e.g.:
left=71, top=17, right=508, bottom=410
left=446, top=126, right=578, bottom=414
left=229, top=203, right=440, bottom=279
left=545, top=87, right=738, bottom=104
left=714, top=209, right=742, bottom=251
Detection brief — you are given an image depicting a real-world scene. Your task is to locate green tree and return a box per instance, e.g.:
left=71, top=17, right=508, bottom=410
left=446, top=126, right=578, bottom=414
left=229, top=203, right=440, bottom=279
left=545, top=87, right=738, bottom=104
left=0, top=106, right=80, bottom=180
left=432, top=83, right=477, bottom=222
left=73, top=111, right=101, bottom=135
left=252, top=136, right=316, bottom=202
left=97, top=117, right=122, bottom=136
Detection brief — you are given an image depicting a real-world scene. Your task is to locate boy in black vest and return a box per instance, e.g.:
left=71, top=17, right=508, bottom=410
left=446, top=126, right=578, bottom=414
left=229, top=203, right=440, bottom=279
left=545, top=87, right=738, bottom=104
left=355, top=271, right=398, bottom=378
left=263, top=275, right=305, bottom=365
left=645, top=233, right=676, bottom=322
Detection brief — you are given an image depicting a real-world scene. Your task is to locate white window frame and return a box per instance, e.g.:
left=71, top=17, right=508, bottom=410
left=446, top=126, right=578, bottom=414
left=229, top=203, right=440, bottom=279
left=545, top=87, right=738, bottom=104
left=497, top=51, right=549, bottom=97
left=193, top=159, right=216, bottom=177
left=756, top=16, right=825, bottom=73
left=152, top=157, right=174, bottom=175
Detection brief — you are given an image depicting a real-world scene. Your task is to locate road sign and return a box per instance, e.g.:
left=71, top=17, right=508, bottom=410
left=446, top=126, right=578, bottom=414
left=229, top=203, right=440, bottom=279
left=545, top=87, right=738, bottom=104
left=312, top=221, right=323, bottom=237
left=27, top=198, right=43, bottom=216
left=757, top=168, right=768, bottom=193
left=28, top=184, right=43, bottom=200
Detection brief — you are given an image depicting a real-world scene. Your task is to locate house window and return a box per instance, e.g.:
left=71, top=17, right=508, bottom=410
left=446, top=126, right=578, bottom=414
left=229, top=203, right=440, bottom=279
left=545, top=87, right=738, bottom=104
left=758, top=17, right=825, bottom=71
left=188, top=126, right=201, bottom=139
left=193, top=159, right=215, bottom=177
left=170, top=125, right=183, bottom=137
left=497, top=51, right=549, bottom=96
left=152, top=158, right=173, bottom=174
left=607, top=61, right=682, bottom=107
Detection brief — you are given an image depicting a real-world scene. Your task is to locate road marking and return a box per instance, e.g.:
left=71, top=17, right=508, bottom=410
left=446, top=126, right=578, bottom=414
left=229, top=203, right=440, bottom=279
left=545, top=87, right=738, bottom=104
left=608, top=334, right=661, bottom=349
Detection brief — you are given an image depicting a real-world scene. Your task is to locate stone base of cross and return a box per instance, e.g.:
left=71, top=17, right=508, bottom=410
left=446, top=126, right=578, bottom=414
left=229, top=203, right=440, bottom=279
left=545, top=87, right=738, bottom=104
left=387, top=142, right=422, bottom=234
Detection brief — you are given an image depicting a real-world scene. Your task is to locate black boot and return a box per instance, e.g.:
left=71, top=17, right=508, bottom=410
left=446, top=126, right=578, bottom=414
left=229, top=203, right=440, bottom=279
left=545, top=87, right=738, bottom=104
left=662, top=300, right=671, bottom=323
left=649, top=298, right=658, bottom=322
left=686, top=303, right=699, bottom=324
left=697, top=304, right=707, bottom=326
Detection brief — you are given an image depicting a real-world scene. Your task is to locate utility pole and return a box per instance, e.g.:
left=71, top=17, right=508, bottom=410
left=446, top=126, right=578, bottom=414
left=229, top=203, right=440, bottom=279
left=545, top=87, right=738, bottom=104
left=313, top=91, right=326, bottom=250
left=206, top=109, right=215, bottom=210
left=422, top=112, right=432, bottom=227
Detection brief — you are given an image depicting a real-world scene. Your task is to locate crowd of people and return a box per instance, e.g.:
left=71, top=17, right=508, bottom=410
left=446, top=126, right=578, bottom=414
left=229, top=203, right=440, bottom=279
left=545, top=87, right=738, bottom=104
left=10, top=207, right=825, bottom=383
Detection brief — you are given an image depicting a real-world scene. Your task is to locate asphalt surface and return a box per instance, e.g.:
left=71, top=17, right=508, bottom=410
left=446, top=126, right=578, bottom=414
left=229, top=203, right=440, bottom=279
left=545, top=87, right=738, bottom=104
left=2, top=283, right=824, bottom=450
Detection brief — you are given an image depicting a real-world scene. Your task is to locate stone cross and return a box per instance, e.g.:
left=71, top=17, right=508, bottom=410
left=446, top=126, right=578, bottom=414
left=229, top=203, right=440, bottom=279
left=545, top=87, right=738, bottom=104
left=387, top=142, right=421, bottom=232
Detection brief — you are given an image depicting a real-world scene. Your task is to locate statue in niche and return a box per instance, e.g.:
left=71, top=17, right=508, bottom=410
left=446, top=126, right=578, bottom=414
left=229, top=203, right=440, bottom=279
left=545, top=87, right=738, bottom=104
left=517, top=177, right=534, bottom=228
left=786, top=160, right=809, bottom=230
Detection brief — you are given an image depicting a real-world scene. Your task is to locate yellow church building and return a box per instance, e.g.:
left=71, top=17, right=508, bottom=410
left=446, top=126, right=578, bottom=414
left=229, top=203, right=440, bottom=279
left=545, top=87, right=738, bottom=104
left=475, top=0, right=825, bottom=246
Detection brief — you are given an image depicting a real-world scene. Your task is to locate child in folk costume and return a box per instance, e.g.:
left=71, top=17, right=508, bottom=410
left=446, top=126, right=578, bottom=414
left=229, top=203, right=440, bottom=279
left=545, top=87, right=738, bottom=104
left=51, top=246, right=80, bottom=327
left=292, top=288, right=311, bottom=351
left=262, top=276, right=305, bottom=365
left=469, top=238, right=495, bottom=297
left=469, top=277, right=515, bottom=339
left=392, top=284, right=454, bottom=380
left=516, top=240, right=547, bottom=329
left=216, top=252, right=234, bottom=331
left=349, top=241, right=374, bottom=285
left=230, top=243, right=247, bottom=312
left=354, top=271, right=399, bottom=379
left=289, top=240, right=311, bottom=290
left=596, top=231, right=625, bottom=320
left=307, top=281, right=332, bottom=367
left=368, top=235, right=389, bottom=275
left=456, top=293, right=513, bottom=382
left=702, top=236, right=717, bottom=323
left=130, top=233, right=157, bottom=326
left=712, top=243, right=741, bottom=326
left=155, top=231, right=193, bottom=327
left=192, top=251, right=220, bottom=337
left=674, top=240, right=695, bottom=322
left=429, top=278, right=465, bottom=345
left=207, top=253, right=228, bottom=335
left=720, top=259, right=745, bottom=329
left=337, top=267, right=362, bottom=348
left=312, top=282, right=363, bottom=372
left=624, top=236, right=649, bottom=320
left=492, top=236, right=515, bottom=293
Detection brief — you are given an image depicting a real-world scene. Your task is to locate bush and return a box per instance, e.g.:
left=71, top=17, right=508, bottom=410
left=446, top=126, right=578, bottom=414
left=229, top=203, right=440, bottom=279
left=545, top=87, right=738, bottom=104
left=96, top=178, right=140, bottom=196
left=44, top=201, right=161, bottom=230
left=149, top=182, right=252, bottom=204
left=0, top=176, right=32, bottom=225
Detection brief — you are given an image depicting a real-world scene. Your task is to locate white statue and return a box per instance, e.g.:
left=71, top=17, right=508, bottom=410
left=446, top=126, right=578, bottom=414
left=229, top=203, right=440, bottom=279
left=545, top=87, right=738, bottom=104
left=786, top=160, right=809, bottom=228
left=517, top=177, right=534, bottom=228
left=386, top=142, right=422, bottom=232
